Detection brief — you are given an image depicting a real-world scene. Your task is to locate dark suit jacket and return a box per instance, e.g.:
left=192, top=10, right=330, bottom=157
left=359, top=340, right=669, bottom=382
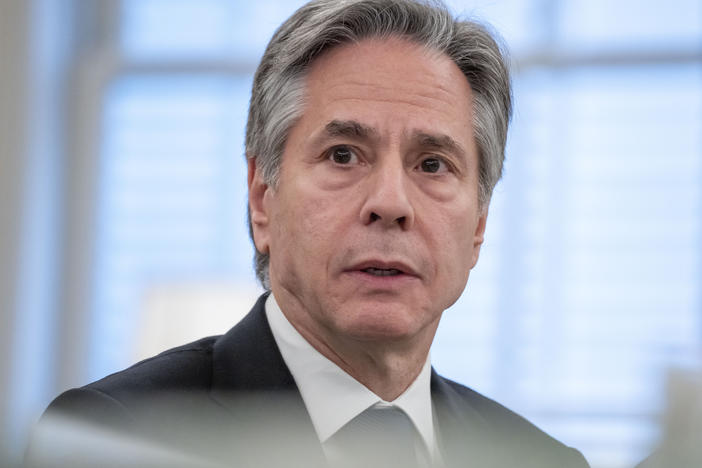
left=28, top=294, right=589, bottom=468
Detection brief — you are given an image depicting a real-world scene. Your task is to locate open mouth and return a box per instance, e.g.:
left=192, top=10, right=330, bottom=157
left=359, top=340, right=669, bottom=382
left=361, top=267, right=403, bottom=277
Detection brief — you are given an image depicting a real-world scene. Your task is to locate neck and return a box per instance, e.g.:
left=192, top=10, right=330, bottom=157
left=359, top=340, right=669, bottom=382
left=327, top=340, right=431, bottom=401
left=272, top=289, right=439, bottom=401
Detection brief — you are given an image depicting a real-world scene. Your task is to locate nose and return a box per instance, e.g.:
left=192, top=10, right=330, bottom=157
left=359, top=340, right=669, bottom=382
left=359, top=157, right=415, bottom=230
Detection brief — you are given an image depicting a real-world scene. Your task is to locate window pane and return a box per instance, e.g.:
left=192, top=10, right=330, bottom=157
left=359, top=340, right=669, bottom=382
left=121, top=0, right=308, bottom=60
left=90, top=75, right=254, bottom=379
left=557, top=0, right=702, bottom=49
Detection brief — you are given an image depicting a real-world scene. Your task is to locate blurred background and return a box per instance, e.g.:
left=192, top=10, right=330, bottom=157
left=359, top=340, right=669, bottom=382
left=1, top=0, right=701, bottom=466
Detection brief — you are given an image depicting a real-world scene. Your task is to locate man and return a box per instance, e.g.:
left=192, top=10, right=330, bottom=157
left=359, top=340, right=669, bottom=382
left=29, top=1, right=590, bottom=467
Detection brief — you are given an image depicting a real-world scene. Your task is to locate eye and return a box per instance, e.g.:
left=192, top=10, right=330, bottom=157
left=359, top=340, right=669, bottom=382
left=327, top=146, right=359, bottom=165
left=419, top=156, right=448, bottom=174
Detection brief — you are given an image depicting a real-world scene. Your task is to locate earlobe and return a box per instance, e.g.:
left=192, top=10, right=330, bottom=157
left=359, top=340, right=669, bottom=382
left=470, top=210, right=488, bottom=269
left=247, top=157, right=271, bottom=255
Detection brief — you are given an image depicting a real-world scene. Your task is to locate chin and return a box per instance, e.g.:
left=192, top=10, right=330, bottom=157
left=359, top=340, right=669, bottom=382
left=334, top=305, right=427, bottom=342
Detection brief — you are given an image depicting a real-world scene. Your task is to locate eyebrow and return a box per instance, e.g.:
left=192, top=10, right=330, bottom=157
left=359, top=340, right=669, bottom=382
left=414, top=132, right=467, bottom=161
left=324, top=120, right=379, bottom=140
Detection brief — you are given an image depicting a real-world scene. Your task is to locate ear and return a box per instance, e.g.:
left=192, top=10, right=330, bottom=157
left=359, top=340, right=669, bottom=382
left=470, top=209, right=488, bottom=269
left=248, top=157, right=271, bottom=255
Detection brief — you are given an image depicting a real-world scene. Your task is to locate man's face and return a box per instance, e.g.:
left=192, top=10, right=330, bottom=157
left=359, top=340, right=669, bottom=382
left=249, top=37, right=487, bottom=348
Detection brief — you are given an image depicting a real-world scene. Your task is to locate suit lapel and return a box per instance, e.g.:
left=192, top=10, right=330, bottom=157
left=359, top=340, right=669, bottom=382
left=211, top=293, right=296, bottom=396
left=431, top=370, right=495, bottom=468
left=209, top=293, right=327, bottom=467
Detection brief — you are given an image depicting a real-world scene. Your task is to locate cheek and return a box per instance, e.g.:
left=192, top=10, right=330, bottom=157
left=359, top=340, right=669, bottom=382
left=272, top=182, right=347, bottom=266
left=299, top=187, right=343, bottom=242
left=432, top=218, right=475, bottom=309
left=432, top=206, right=479, bottom=277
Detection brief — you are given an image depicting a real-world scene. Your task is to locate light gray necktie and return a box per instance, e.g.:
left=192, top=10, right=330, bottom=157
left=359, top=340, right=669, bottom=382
left=324, top=405, right=422, bottom=468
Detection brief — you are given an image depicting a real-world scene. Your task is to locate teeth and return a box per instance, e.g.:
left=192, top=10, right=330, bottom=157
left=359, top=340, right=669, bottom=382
left=363, top=268, right=401, bottom=276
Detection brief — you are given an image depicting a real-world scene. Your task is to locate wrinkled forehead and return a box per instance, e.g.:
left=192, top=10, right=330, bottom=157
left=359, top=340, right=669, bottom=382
left=297, top=36, right=475, bottom=145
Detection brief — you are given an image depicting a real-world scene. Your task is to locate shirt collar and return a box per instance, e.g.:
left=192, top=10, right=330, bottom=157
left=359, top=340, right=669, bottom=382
left=264, top=293, right=436, bottom=454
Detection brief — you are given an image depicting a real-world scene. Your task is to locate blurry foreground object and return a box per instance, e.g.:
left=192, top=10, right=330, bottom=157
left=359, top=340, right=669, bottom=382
left=26, top=395, right=326, bottom=468
left=27, top=413, right=224, bottom=468
left=637, top=368, right=702, bottom=467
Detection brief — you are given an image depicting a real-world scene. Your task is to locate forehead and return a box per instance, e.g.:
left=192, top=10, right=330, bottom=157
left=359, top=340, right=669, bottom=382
left=300, top=36, right=475, bottom=139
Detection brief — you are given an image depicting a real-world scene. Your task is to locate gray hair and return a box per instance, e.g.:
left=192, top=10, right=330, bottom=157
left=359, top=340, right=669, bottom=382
left=246, top=0, right=512, bottom=289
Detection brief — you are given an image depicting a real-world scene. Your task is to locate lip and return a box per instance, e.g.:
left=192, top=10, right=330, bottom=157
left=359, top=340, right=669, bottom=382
left=345, top=259, right=421, bottom=279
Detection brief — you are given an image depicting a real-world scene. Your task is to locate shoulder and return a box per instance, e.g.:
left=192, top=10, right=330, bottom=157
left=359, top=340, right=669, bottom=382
left=42, top=293, right=274, bottom=421
left=87, top=335, right=219, bottom=395
left=44, top=336, right=220, bottom=424
left=434, top=375, right=590, bottom=468
left=439, top=376, right=541, bottom=432
left=27, top=336, right=227, bottom=466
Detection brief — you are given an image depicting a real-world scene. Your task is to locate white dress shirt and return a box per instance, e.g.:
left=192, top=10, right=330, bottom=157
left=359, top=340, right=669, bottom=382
left=265, top=293, right=440, bottom=464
